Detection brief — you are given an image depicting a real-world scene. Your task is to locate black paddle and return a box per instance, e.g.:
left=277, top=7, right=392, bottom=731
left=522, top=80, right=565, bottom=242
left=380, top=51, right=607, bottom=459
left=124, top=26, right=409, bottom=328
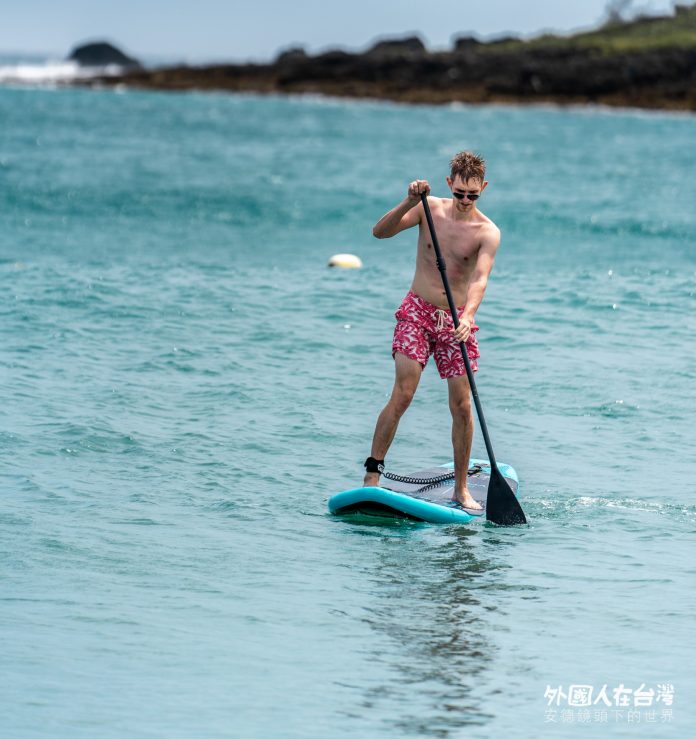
left=420, top=192, right=527, bottom=526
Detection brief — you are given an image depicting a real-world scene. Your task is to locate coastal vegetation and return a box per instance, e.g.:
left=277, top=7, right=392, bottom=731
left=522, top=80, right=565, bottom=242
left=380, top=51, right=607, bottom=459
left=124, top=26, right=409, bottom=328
left=490, top=2, right=696, bottom=53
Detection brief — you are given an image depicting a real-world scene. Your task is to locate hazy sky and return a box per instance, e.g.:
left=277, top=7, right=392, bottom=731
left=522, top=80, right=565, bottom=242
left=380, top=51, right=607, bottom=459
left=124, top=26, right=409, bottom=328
left=1, top=0, right=676, bottom=62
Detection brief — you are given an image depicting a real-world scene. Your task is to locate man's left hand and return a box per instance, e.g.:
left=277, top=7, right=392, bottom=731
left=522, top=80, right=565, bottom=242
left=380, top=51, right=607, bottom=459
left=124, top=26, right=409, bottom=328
left=452, top=316, right=473, bottom=343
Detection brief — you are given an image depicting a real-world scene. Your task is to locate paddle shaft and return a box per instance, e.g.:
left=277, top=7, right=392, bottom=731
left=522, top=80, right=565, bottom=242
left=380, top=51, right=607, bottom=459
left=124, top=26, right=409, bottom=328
left=419, top=193, right=499, bottom=470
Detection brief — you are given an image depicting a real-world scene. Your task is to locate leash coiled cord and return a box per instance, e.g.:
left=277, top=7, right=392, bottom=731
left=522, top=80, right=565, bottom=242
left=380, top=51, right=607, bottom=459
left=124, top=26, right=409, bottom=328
left=382, top=465, right=483, bottom=493
left=380, top=467, right=455, bottom=486
left=365, top=457, right=482, bottom=492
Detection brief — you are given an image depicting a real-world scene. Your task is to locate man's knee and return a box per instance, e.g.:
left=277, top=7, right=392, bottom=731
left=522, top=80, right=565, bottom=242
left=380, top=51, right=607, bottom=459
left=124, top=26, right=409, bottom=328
left=391, top=382, right=417, bottom=416
left=449, top=394, right=472, bottom=421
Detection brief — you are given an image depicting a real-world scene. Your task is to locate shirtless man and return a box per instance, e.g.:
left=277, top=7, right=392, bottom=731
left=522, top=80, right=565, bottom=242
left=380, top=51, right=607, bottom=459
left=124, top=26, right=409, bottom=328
left=363, top=151, right=499, bottom=512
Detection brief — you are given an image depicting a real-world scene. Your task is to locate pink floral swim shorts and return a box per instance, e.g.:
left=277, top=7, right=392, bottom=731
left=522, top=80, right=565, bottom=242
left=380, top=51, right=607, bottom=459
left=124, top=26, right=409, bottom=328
left=392, top=290, right=480, bottom=378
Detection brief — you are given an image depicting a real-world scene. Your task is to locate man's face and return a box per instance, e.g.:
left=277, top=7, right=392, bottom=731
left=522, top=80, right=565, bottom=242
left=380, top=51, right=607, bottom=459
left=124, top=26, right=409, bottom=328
left=446, top=175, right=487, bottom=212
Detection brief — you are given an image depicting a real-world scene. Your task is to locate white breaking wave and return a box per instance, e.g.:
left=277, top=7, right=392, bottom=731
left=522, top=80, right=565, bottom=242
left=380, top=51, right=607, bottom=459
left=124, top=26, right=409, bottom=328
left=0, top=59, right=125, bottom=85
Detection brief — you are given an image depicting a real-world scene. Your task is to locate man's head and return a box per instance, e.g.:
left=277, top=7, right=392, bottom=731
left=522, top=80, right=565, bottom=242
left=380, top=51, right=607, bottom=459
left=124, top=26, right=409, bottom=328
left=446, top=151, right=488, bottom=211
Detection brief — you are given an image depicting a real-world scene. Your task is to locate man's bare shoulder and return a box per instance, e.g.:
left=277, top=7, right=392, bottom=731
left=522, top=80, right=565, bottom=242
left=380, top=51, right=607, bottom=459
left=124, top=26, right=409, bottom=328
left=424, top=195, right=457, bottom=211
left=476, top=211, right=501, bottom=243
left=474, top=208, right=498, bottom=228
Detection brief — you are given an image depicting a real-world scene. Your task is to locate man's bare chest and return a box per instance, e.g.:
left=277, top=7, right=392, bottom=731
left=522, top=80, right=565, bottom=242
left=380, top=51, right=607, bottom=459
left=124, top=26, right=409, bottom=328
left=419, top=220, right=481, bottom=263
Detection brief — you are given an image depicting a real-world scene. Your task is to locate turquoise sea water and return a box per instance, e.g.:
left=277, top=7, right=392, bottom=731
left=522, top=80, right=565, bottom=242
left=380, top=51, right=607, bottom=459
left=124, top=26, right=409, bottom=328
left=1, top=87, right=695, bottom=737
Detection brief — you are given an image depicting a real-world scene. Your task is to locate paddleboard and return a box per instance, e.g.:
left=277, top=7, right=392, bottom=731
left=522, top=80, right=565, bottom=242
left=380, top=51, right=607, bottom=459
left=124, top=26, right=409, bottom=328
left=328, top=458, right=519, bottom=523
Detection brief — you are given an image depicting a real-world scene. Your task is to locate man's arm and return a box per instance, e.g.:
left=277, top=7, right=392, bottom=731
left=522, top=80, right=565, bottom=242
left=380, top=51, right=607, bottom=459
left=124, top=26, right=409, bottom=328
left=373, top=180, right=430, bottom=238
left=453, top=225, right=501, bottom=341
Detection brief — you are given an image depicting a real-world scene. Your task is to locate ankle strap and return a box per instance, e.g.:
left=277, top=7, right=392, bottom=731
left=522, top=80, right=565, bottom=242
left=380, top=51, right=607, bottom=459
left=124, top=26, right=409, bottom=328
left=364, top=457, right=384, bottom=473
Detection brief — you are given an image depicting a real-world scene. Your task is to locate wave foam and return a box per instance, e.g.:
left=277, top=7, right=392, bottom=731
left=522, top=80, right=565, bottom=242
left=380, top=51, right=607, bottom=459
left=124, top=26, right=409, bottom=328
left=0, top=60, right=124, bottom=85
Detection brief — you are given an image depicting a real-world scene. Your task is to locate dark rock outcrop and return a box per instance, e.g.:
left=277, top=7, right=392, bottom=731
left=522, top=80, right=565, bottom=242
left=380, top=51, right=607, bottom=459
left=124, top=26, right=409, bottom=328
left=364, top=36, right=427, bottom=59
left=68, top=41, right=141, bottom=69
left=274, top=47, right=308, bottom=65
left=453, top=36, right=483, bottom=53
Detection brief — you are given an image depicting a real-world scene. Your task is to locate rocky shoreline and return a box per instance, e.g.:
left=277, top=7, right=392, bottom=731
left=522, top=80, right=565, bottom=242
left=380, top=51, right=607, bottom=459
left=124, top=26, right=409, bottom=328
left=84, top=8, right=696, bottom=111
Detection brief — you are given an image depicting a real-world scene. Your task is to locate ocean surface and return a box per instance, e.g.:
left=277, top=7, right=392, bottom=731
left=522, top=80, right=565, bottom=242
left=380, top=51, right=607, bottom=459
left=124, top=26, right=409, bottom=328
left=1, top=86, right=695, bottom=737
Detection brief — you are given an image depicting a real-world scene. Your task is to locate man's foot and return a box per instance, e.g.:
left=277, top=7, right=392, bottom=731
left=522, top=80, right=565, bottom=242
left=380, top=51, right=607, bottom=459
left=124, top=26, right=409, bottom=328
left=363, top=473, right=381, bottom=488
left=452, top=490, right=483, bottom=512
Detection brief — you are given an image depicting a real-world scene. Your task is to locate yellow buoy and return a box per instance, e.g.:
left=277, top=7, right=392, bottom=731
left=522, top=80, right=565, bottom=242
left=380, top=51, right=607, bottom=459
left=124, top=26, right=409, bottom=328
left=328, top=253, right=363, bottom=269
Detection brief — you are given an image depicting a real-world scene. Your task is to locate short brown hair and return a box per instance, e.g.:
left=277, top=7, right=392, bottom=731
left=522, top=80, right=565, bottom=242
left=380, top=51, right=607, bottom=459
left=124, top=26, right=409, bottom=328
left=450, top=151, right=486, bottom=184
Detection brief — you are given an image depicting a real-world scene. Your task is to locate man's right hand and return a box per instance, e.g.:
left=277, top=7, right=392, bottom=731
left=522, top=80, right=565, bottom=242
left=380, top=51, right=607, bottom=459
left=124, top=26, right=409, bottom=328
left=407, top=180, right=430, bottom=205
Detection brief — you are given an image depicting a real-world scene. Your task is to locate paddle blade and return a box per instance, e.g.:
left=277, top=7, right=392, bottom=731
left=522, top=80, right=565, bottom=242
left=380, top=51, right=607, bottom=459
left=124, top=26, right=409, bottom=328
left=485, top=465, right=527, bottom=526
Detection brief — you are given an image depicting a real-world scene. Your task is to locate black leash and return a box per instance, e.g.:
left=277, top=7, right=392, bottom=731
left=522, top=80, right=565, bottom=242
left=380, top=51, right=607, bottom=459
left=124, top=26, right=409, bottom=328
left=364, top=456, right=482, bottom=493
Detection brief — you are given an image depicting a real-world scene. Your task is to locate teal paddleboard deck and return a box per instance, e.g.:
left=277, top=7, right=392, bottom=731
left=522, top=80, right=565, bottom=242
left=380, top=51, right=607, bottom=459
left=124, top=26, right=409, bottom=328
left=328, top=458, right=519, bottom=524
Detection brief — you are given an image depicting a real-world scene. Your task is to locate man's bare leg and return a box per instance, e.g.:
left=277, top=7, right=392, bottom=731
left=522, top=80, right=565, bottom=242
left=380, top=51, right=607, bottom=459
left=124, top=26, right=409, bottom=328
left=447, top=375, right=482, bottom=510
left=363, top=353, right=422, bottom=487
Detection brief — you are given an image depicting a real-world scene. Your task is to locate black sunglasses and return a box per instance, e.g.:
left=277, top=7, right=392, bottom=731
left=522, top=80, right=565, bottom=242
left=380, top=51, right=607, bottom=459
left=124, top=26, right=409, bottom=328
left=452, top=191, right=480, bottom=201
